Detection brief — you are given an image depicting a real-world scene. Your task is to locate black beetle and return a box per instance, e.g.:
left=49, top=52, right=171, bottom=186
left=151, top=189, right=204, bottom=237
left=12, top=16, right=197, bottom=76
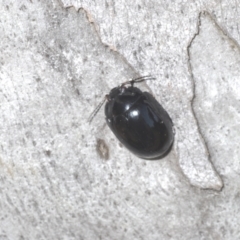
left=90, top=76, right=174, bottom=159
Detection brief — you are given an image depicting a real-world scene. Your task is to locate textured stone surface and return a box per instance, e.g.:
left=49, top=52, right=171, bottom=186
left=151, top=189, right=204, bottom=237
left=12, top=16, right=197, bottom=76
left=0, top=0, right=240, bottom=239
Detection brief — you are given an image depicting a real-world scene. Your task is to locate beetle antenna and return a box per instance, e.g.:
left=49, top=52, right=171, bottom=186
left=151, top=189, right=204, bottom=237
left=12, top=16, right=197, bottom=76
left=121, top=75, right=156, bottom=87
left=88, top=76, right=156, bottom=123
left=88, top=96, right=107, bottom=123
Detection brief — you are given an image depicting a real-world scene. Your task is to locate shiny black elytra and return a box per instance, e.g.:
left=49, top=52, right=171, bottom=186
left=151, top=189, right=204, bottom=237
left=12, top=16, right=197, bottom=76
left=90, top=76, right=174, bottom=159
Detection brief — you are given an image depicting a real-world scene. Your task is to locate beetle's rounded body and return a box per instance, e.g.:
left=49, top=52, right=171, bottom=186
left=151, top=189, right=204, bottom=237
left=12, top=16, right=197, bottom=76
left=105, top=85, right=174, bottom=159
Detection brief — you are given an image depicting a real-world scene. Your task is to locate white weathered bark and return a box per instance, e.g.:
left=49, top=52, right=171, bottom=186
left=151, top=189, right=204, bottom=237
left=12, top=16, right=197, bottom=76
left=0, top=0, right=240, bottom=239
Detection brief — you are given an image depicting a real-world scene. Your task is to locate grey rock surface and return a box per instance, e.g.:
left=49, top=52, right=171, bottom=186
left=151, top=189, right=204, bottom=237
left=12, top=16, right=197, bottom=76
left=0, top=0, right=240, bottom=239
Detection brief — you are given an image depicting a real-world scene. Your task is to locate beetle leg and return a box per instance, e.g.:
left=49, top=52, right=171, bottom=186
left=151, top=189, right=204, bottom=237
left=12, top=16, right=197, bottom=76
left=88, top=95, right=108, bottom=123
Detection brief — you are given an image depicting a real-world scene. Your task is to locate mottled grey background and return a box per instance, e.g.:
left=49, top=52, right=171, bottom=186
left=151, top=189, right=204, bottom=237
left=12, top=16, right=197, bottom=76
left=0, top=0, right=240, bottom=239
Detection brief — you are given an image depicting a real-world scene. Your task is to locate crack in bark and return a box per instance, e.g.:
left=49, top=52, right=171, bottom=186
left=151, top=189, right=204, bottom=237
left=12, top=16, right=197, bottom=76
left=187, top=11, right=223, bottom=190
left=79, top=7, right=139, bottom=78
